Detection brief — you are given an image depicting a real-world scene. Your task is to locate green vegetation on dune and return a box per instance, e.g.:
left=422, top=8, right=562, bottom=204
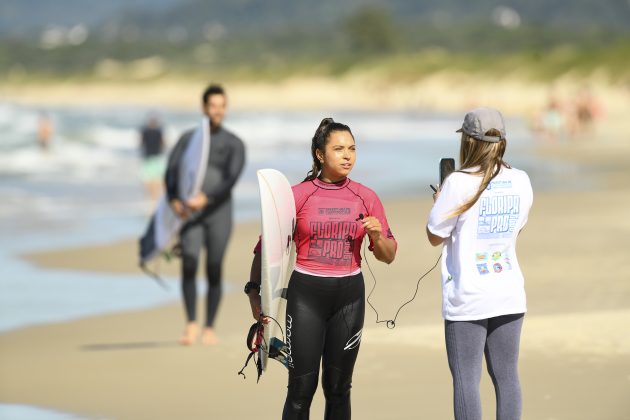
left=1, top=6, right=629, bottom=85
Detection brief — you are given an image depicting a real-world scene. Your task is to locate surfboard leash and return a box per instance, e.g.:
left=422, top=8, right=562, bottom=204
left=237, top=320, right=264, bottom=382
left=139, top=244, right=183, bottom=290
left=363, top=241, right=441, bottom=329
left=237, top=314, right=288, bottom=382
left=139, top=263, right=169, bottom=290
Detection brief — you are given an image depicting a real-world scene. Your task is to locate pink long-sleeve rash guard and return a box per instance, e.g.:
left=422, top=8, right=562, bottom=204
left=255, top=177, right=396, bottom=277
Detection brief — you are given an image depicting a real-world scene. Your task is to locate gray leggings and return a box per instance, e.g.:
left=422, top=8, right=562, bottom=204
left=445, top=313, right=524, bottom=420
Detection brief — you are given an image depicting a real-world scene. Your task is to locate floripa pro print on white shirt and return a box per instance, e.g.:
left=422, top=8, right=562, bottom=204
left=427, top=167, right=533, bottom=321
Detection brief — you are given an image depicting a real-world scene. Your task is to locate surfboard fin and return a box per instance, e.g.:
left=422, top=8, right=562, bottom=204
left=268, top=337, right=290, bottom=369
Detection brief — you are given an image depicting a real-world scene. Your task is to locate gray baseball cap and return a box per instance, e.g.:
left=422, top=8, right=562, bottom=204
left=456, top=107, right=506, bottom=142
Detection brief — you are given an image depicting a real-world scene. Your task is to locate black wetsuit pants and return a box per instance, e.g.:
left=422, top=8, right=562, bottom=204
left=283, top=271, right=365, bottom=420
left=179, top=199, right=232, bottom=327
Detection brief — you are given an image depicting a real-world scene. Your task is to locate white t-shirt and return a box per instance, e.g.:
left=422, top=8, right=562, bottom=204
left=427, top=166, right=533, bottom=321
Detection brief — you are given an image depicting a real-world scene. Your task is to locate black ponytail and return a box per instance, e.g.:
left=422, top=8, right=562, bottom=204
left=304, top=117, right=353, bottom=181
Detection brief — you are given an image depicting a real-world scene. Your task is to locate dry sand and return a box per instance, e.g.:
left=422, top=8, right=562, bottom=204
left=2, top=74, right=629, bottom=118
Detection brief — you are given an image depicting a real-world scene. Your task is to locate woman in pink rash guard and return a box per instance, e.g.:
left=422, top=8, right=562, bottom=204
left=245, top=118, right=397, bottom=420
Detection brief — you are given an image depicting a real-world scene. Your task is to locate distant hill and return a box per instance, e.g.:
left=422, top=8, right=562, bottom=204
left=0, top=0, right=178, bottom=36
left=2, top=0, right=629, bottom=39
left=1, top=0, right=628, bottom=82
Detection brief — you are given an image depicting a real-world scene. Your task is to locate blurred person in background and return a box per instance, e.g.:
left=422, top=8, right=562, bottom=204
left=166, top=84, right=246, bottom=345
left=571, top=86, right=603, bottom=136
left=427, top=108, right=533, bottom=420
left=535, top=95, right=567, bottom=142
left=139, top=114, right=165, bottom=203
left=37, top=111, right=53, bottom=151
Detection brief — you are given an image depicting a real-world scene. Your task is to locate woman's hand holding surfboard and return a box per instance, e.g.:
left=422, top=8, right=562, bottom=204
left=247, top=293, right=270, bottom=324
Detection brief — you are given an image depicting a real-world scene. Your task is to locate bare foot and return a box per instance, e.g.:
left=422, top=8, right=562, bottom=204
left=178, top=322, right=199, bottom=346
left=200, top=328, right=219, bottom=345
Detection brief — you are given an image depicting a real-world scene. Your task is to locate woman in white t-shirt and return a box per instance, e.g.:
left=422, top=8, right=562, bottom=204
left=426, top=107, right=533, bottom=420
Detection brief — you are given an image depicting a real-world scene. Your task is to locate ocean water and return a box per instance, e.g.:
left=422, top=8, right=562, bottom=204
left=0, top=404, right=87, bottom=420
left=0, top=102, right=562, bottom=233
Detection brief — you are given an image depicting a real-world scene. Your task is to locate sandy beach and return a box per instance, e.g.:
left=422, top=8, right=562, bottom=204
left=2, top=74, right=629, bottom=119
left=0, top=129, right=628, bottom=419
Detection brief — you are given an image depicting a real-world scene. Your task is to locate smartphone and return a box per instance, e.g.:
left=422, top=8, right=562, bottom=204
left=439, top=158, right=456, bottom=185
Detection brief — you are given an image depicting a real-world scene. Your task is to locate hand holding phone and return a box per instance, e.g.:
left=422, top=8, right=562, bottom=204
left=429, top=158, right=455, bottom=194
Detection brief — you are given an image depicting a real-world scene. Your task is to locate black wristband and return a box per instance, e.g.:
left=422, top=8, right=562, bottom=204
left=244, top=281, right=261, bottom=295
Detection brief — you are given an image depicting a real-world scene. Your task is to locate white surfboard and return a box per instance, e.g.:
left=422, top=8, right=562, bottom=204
left=139, top=117, right=210, bottom=264
left=257, top=169, right=296, bottom=370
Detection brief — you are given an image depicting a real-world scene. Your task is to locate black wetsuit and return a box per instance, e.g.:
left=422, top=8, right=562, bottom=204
left=165, top=124, right=245, bottom=327
left=284, top=271, right=365, bottom=420
left=276, top=178, right=396, bottom=420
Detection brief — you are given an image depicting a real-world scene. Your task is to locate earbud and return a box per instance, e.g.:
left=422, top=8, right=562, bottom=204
left=355, top=213, right=364, bottom=221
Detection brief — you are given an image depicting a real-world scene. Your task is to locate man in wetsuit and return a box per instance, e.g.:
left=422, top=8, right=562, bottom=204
left=165, top=84, right=246, bottom=345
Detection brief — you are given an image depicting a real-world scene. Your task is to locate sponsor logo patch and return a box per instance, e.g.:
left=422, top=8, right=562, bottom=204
left=477, top=263, right=490, bottom=275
